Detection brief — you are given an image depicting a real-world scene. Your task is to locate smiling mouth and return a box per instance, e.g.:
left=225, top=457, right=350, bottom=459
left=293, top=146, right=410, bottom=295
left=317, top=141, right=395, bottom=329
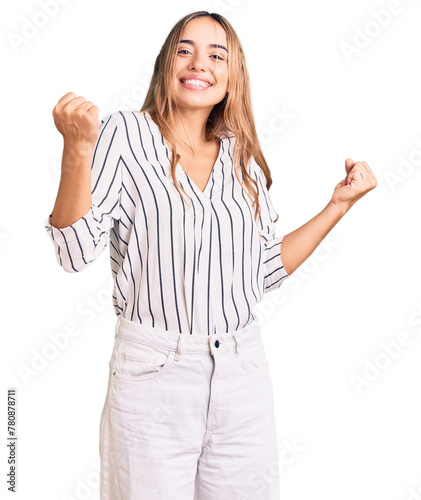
left=179, top=79, right=212, bottom=88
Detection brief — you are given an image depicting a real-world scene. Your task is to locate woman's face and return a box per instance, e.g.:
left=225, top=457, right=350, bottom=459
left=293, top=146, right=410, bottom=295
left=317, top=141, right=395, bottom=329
left=173, top=17, right=229, bottom=112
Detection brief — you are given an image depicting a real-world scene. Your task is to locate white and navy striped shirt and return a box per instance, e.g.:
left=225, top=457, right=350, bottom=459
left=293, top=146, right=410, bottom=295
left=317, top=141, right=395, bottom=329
left=44, top=110, right=289, bottom=335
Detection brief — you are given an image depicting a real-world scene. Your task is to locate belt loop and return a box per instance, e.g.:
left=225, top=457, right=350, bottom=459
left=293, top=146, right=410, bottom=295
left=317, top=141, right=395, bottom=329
left=174, top=333, right=185, bottom=362
left=114, top=315, right=121, bottom=339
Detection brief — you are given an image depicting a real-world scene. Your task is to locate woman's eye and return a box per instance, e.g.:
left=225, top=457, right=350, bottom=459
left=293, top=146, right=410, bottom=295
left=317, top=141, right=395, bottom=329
left=177, top=50, right=224, bottom=61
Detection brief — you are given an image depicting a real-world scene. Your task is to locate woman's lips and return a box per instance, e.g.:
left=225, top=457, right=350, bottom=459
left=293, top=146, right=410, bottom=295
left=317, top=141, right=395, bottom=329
left=179, top=79, right=212, bottom=91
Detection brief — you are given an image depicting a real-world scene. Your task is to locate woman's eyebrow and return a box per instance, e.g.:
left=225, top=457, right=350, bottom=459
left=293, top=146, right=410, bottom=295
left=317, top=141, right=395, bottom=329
left=178, top=39, right=228, bottom=53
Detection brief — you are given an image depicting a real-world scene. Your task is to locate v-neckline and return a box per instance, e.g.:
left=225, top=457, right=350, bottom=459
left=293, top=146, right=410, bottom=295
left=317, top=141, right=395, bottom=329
left=176, top=138, right=223, bottom=197
left=141, top=111, right=222, bottom=200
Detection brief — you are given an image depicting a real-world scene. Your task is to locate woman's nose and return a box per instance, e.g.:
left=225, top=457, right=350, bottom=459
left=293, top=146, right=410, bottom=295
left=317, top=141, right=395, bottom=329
left=188, top=53, right=207, bottom=71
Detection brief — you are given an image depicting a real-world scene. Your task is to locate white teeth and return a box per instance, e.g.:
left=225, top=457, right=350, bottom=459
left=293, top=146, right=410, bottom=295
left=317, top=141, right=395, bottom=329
left=181, top=79, right=211, bottom=87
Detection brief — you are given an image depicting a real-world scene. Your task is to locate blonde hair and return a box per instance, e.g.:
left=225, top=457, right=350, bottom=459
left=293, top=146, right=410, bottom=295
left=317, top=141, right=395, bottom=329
left=139, top=10, right=277, bottom=224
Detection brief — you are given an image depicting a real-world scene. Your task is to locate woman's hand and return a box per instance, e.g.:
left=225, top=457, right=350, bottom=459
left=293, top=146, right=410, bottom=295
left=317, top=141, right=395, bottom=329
left=330, top=158, right=378, bottom=213
left=52, top=92, right=100, bottom=150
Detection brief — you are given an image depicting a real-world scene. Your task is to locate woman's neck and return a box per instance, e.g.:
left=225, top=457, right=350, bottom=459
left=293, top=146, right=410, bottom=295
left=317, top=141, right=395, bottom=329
left=171, top=107, right=213, bottom=148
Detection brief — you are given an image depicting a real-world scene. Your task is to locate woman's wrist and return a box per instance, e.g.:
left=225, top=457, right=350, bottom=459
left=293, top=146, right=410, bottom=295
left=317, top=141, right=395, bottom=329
left=327, top=198, right=353, bottom=218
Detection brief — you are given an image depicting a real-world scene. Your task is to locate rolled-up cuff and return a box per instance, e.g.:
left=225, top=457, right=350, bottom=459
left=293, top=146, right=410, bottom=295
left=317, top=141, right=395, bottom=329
left=262, top=235, right=289, bottom=291
left=44, top=206, right=97, bottom=245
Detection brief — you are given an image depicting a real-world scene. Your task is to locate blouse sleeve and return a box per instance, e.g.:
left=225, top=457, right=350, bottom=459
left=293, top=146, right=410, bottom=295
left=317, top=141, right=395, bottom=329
left=251, top=158, right=290, bottom=292
left=44, top=111, right=124, bottom=273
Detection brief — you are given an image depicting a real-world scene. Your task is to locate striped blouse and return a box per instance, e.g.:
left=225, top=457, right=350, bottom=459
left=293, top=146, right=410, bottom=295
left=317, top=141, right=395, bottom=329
left=44, top=110, right=289, bottom=336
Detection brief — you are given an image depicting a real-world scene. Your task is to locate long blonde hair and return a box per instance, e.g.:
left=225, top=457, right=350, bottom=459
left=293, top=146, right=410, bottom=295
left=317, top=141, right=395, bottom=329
left=140, top=10, right=277, bottom=224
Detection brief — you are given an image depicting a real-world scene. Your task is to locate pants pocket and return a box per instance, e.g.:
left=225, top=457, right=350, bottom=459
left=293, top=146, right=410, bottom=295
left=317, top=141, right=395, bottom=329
left=111, top=336, right=175, bottom=383
left=239, top=339, right=269, bottom=373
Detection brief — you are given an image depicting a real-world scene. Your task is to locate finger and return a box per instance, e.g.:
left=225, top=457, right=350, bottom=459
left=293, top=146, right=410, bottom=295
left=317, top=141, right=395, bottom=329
left=53, top=91, right=77, bottom=116
left=346, top=166, right=364, bottom=185
left=63, top=95, right=87, bottom=113
left=56, top=91, right=76, bottom=107
left=345, top=158, right=354, bottom=173
left=348, top=161, right=367, bottom=177
left=351, top=163, right=366, bottom=180
left=361, top=162, right=377, bottom=187
left=87, top=105, right=100, bottom=118
left=359, top=162, right=376, bottom=183
left=361, top=161, right=375, bottom=177
left=78, top=101, right=93, bottom=109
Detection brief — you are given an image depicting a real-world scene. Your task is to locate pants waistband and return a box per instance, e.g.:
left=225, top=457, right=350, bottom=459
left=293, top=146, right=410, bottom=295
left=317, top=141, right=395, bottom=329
left=114, top=315, right=262, bottom=358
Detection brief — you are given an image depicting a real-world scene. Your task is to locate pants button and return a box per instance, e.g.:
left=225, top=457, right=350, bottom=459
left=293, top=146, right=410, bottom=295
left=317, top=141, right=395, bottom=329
left=214, top=340, right=220, bottom=348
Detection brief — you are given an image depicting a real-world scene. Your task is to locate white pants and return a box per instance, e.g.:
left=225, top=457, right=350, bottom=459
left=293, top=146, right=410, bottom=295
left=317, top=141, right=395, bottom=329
left=99, top=315, right=281, bottom=499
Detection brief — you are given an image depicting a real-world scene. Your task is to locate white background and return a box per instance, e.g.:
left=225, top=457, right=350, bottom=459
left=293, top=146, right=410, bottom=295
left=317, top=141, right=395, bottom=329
left=2, top=0, right=421, bottom=498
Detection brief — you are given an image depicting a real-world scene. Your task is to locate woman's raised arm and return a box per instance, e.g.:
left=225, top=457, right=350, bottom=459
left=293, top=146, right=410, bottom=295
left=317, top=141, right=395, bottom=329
left=49, top=92, right=99, bottom=229
left=44, top=92, right=124, bottom=273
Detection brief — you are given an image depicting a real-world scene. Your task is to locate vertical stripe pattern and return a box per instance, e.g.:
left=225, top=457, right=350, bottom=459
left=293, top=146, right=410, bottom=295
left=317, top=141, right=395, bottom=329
left=44, top=110, right=289, bottom=335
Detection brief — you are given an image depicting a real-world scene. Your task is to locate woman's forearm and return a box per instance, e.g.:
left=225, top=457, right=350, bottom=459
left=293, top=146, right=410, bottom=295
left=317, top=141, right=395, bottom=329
left=50, top=143, right=94, bottom=229
left=281, top=200, right=350, bottom=275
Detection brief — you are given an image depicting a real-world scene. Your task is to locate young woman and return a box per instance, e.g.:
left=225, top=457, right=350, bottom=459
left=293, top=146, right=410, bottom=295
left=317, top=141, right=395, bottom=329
left=45, top=10, right=377, bottom=500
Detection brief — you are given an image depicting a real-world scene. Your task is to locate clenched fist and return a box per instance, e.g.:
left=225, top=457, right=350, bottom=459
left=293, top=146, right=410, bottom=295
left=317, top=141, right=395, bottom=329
left=331, top=158, right=378, bottom=212
left=52, top=92, right=100, bottom=149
